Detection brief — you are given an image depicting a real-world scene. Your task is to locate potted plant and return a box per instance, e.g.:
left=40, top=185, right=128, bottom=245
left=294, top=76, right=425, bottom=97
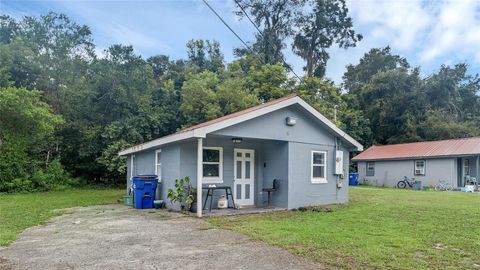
left=167, top=176, right=194, bottom=212
left=189, top=188, right=198, bottom=213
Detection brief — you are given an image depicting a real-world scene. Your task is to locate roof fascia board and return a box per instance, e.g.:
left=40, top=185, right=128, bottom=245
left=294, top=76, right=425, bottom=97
left=118, top=130, right=199, bottom=156
left=353, top=154, right=479, bottom=162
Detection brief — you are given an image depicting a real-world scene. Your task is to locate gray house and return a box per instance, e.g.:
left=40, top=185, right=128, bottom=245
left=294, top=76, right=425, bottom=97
left=119, top=94, right=363, bottom=217
left=353, top=137, right=480, bottom=188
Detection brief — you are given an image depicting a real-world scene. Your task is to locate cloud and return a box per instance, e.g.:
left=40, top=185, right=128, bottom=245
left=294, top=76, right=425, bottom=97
left=105, top=23, right=172, bottom=52
left=345, top=0, right=480, bottom=65
left=420, top=0, right=480, bottom=64
left=347, top=0, right=432, bottom=50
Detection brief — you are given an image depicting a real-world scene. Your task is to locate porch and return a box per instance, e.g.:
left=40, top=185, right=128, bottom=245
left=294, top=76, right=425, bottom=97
left=200, top=206, right=287, bottom=217
left=194, top=135, right=289, bottom=217
left=457, top=155, right=480, bottom=187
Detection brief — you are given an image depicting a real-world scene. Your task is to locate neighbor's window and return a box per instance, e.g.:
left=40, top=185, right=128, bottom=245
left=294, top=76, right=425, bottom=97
left=203, top=147, right=223, bottom=183
left=155, top=150, right=162, bottom=180
left=463, top=159, right=470, bottom=175
left=414, top=160, right=426, bottom=176
left=311, top=151, right=327, bottom=183
left=366, top=162, right=375, bottom=176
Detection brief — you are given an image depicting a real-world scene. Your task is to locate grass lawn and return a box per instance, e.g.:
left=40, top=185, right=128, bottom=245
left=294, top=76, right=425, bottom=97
left=208, top=187, right=480, bottom=270
left=0, top=188, right=124, bottom=246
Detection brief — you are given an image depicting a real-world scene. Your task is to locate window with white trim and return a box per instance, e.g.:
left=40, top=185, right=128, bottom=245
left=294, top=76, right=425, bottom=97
left=203, top=147, right=223, bottom=183
left=155, top=149, right=162, bottom=180
left=311, top=151, right=327, bottom=183
left=463, top=159, right=470, bottom=175
left=414, top=160, right=426, bottom=176
left=366, top=162, right=375, bottom=176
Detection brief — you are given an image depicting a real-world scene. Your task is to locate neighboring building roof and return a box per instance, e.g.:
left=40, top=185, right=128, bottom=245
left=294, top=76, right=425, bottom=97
left=352, top=137, right=480, bottom=161
left=119, top=94, right=363, bottom=156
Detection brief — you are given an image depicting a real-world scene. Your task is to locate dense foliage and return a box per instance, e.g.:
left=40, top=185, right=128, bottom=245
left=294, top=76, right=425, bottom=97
left=0, top=7, right=478, bottom=191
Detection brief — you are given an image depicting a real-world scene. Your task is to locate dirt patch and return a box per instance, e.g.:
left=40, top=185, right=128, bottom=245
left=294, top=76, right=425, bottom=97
left=0, top=204, right=326, bottom=270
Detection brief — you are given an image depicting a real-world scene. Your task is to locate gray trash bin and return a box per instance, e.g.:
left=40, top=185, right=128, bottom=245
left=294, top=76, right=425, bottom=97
left=413, top=180, right=422, bottom=190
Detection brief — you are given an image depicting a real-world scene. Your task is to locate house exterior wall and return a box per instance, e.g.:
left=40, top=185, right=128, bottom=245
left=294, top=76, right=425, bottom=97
left=126, top=149, right=155, bottom=192
left=125, top=104, right=355, bottom=209
left=287, top=142, right=349, bottom=209
left=357, top=158, right=457, bottom=188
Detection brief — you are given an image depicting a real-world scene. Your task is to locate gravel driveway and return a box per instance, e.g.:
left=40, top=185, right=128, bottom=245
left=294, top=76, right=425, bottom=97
left=0, top=204, right=325, bottom=270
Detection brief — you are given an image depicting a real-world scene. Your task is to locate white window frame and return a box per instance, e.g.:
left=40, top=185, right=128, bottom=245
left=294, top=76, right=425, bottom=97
left=311, top=150, right=328, bottom=184
left=155, top=149, right=162, bottom=181
left=202, top=147, right=223, bottom=184
left=414, top=160, right=426, bottom=176
left=130, top=154, right=135, bottom=180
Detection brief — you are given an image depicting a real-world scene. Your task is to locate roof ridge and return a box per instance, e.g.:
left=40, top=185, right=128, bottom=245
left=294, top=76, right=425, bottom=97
left=353, top=136, right=480, bottom=161
left=372, top=136, right=480, bottom=148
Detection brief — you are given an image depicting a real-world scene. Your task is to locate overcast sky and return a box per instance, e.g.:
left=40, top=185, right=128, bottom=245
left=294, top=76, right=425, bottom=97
left=3, top=0, right=480, bottom=84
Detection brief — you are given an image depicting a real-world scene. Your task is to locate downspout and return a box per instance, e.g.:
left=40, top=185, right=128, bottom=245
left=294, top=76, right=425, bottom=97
left=334, top=137, right=340, bottom=199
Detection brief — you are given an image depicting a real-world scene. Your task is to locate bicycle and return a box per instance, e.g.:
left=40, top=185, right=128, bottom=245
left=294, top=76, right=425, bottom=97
left=434, top=180, right=453, bottom=191
left=396, top=176, right=415, bottom=189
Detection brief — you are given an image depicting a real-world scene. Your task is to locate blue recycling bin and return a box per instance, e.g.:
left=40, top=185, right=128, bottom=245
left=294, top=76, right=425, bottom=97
left=349, top=173, right=359, bottom=186
left=133, top=175, right=158, bottom=209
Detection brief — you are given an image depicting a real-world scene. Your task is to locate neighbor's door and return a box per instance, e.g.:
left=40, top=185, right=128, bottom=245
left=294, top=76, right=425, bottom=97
left=234, top=149, right=255, bottom=207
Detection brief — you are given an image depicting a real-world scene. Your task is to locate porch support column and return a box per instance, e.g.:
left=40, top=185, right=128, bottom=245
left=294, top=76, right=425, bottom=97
left=476, top=155, right=479, bottom=180
left=196, top=138, right=203, bottom=218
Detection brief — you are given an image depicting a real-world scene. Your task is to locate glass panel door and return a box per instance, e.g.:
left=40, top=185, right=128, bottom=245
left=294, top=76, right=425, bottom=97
left=233, top=149, right=255, bottom=206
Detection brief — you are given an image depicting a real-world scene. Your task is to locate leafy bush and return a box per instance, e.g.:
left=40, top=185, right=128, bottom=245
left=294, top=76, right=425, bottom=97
left=0, top=159, right=78, bottom=193
left=31, top=159, right=79, bottom=191
left=167, top=176, right=194, bottom=211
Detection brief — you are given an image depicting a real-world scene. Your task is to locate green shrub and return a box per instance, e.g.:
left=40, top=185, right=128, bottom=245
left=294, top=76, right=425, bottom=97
left=0, top=159, right=78, bottom=193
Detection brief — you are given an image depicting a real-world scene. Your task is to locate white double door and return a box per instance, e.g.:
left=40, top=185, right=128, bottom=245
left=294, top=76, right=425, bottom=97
left=233, top=149, right=255, bottom=207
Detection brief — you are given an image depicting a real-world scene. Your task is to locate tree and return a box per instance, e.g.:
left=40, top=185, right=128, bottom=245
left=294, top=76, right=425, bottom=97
left=418, top=109, right=479, bottom=141
left=295, top=77, right=345, bottom=121
left=244, top=64, right=290, bottom=102
left=147, top=55, right=171, bottom=79
left=0, top=87, right=64, bottom=191
left=293, top=0, right=362, bottom=77
left=180, top=71, right=222, bottom=127
left=217, top=78, right=260, bottom=114
left=186, top=39, right=225, bottom=72
left=423, top=64, right=480, bottom=119
left=343, top=47, right=409, bottom=94
left=234, top=0, right=301, bottom=65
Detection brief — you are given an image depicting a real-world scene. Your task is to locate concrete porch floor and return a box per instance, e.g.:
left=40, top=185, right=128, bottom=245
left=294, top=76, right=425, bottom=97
left=200, top=207, right=287, bottom=217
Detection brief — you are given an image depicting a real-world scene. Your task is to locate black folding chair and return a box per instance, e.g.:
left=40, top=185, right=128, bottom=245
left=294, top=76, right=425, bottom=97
left=262, top=179, right=278, bottom=207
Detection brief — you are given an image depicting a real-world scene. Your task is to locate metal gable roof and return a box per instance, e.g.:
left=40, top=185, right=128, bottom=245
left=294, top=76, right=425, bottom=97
left=118, top=94, right=363, bottom=156
left=352, top=137, right=480, bottom=161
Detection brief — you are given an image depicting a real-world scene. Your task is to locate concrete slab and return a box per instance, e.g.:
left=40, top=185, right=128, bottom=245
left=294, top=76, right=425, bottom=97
left=0, top=204, right=327, bottom=270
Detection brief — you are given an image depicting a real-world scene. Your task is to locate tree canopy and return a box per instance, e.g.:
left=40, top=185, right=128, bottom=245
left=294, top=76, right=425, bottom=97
left=0, top=10, right=479, bottom=191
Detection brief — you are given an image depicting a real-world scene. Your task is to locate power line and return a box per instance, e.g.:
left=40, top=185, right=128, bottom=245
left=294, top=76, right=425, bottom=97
left=201, top=0, right=252, bottom=54
left=233, top=0, right=303, bottom=81
left=202, top=0, right=303, bottom=82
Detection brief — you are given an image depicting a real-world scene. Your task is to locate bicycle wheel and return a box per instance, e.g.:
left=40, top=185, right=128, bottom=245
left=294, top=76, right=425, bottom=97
left=445, top=184, right=453, bottom=192
left=397, top=181, right=406, bottom=189
left=434, top=184, right=442, bottom=191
